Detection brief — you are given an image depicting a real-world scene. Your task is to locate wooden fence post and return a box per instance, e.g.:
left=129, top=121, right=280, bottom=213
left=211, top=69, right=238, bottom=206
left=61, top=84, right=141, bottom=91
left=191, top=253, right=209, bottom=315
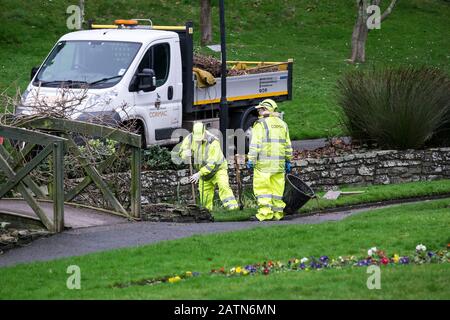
left=130, top=146, right=141, bottom=218
left=53, top=141, right=65, bottom=232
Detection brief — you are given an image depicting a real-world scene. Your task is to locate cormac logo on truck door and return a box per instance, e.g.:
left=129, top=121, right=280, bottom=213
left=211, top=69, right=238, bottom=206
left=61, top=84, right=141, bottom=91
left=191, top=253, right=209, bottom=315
left=150, top=111, right=168, bottom=118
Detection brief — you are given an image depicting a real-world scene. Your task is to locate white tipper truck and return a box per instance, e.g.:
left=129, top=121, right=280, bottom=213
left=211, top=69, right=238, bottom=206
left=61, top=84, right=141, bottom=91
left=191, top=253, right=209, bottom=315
left=17, top=20, right=293, bottom=147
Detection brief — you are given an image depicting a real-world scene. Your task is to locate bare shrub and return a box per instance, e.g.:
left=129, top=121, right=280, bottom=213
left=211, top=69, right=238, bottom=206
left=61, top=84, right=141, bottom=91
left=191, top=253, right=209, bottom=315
left=0, top=84, right=137, bottom=209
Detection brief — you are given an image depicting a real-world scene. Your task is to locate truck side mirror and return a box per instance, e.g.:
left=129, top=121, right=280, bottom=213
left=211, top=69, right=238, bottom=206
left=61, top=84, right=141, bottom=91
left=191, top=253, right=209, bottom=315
left=137, top=68, right=157, bottom=92
left=30, top=66, right=40, bottom=81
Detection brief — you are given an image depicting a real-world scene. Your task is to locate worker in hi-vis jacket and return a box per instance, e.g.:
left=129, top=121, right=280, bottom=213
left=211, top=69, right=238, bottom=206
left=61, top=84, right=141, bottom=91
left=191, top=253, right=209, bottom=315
left=247, top=99, right=293, bottom=221
left=179, top=122, right=239, bottom=211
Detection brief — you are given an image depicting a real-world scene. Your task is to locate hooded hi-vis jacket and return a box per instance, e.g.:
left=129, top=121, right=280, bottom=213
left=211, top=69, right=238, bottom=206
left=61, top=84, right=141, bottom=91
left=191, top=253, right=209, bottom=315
left=179, top=131, right=228, bottom=180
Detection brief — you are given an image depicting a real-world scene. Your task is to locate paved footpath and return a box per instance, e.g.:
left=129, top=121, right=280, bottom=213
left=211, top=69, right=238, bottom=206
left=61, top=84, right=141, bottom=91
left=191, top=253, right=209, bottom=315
left=0, top=137, right=352, bottom=268
left=0, top=205, right=388, bottom=268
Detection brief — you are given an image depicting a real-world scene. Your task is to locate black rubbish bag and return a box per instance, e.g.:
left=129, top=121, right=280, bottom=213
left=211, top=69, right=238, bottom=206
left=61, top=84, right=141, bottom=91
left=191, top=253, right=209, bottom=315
left=283, top=174, right=315, bottom=214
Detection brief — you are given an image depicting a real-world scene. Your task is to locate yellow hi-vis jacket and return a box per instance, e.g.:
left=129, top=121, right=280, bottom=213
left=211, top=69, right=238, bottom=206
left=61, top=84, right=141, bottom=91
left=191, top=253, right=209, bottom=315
left=248, top=114, right=293, bottom=173
left=179, top=131, right=228, bottom=180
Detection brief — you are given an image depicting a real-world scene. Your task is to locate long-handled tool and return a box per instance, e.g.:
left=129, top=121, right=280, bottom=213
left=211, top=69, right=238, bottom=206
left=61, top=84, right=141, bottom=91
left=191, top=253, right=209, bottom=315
left=234, top=154, right=244, bottom=210
left=189, top=156, right=197, bottom=205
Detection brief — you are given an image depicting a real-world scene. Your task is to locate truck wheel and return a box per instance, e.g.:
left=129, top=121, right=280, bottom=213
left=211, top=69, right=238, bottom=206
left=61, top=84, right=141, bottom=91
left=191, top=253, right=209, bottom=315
left=240, top=108, right=258, bottom=154
left=10, top=139, right=45, bottom=162
left=136, top=125, right=147, bottom=149
left=124, top=120, right=147, bottom=149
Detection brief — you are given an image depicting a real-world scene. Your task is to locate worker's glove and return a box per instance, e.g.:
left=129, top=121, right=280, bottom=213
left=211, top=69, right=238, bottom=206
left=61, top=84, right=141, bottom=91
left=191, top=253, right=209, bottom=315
left=246, top=160, right=254, bottom=170
left=184, top=150, right=192, bottom=158
left=285, top=161, right=292, bottom=174
left=189, top=172, right=201, bottom=184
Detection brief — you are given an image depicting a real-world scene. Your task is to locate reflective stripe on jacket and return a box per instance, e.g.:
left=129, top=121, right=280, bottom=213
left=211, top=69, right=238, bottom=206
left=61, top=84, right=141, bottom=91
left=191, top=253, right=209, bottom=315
left=248, top=115, right=293, bottom=172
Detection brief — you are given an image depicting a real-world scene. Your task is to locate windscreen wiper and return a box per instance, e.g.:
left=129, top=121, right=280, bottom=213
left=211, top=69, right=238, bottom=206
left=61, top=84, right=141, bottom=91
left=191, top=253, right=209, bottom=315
left=37, top=80, right=89, bottom=87
left=89, top=75, right=123, bottom=86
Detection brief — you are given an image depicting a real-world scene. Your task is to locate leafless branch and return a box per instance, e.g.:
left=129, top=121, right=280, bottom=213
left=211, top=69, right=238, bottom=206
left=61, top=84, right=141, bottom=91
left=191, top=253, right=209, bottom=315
left=1, top=84, right=137, bottom=206
left=381, top=0, right=398, bottom=22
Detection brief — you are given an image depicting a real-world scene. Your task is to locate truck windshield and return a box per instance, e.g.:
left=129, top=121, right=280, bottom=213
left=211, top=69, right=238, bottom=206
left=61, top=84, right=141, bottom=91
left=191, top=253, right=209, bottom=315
left=34, top=40, right=141, bottom=88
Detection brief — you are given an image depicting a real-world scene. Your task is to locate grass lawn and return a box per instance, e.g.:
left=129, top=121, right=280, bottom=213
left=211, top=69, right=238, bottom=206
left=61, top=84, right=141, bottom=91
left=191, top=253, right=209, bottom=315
left=1, top=0, right=449, bottom=139
left=212, top=179, right=450, bottom=222
left=0, top=198, right=449, bottom=299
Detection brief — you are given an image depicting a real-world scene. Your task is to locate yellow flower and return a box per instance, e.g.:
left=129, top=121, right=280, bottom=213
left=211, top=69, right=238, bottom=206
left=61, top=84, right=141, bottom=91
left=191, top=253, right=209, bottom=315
left=185, top=271, right=193, bottom=277
left=168, top=276, right=181, bottom=283
left=393, top=254, right=400, bottom=263
left=242, top=270, right=249, bottom=276
left=294, top=259, right=299, bottom=264
left=236, top=267, right=242, bottom=273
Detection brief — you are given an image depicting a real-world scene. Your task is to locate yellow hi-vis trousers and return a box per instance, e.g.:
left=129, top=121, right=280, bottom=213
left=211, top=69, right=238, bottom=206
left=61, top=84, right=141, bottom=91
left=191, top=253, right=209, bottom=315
left=198, top=168, right=239, bottom=211
left=253, top=170, right=286, bottom=221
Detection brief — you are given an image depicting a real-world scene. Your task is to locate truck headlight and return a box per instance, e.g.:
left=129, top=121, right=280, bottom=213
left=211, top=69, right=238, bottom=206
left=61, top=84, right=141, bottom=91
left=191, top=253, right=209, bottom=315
left=76, top=111, right=121, bottom=126
left=14, top=104, right=31, bottom=116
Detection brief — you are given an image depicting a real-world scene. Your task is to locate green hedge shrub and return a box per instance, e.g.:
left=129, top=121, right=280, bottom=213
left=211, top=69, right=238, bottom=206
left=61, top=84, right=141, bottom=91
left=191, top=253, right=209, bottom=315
left=143, top=145, right=183, bottom=170
left=336, top=66, right=450, bottom=149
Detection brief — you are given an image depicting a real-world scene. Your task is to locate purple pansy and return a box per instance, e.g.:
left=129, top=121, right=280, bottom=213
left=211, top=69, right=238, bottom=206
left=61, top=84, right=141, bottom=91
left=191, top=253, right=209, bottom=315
left=399, top=256, right=410, bottom=264
left=245, top=265, right=257, bottom=273
left=357, top=259, right=370, bottom=266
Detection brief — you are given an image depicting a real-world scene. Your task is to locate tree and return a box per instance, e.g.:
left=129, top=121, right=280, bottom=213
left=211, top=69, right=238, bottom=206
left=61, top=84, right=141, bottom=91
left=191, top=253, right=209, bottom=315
left=79, top=0, right=85, bottom=29
left=200, top=0, right=212, bottom=46
left=349, top=0, right=398, bottom=63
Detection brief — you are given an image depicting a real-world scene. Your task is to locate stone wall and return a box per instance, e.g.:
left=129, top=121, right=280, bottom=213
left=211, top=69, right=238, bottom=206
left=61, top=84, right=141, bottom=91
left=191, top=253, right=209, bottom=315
left=290, top=148, right=450, bottom=188
left=71, top=148, right=450, bottom=208
left=141, top=203, right=213, bottom=223
left=0, top=225, right=49, bottom=255
left=138, top=148, right=450, bottom=204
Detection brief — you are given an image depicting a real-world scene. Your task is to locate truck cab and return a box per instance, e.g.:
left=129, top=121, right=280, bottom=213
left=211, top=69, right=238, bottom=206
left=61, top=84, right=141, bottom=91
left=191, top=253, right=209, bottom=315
left=18, top=20, right=293, bottom=148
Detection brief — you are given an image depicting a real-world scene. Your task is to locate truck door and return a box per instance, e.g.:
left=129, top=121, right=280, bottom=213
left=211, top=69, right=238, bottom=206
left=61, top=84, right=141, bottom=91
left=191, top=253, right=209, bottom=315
left=132, top=40, right=182, bottom=144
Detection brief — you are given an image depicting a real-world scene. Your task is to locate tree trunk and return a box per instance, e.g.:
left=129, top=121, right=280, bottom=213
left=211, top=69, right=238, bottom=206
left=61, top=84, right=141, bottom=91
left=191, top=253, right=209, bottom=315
left=351, top=18, right=369, bottom=63
left=348, top=0, right=398, bottom=63
left=349, top=0, right=369, bottom=63
left=200, top=0, right=212, bottom=46
left=79, top=0, right=85, bottom=29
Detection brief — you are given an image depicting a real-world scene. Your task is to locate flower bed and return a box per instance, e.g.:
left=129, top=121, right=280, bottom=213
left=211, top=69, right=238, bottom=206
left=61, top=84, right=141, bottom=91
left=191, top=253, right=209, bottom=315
left=113, top=244, right=450, bottom=288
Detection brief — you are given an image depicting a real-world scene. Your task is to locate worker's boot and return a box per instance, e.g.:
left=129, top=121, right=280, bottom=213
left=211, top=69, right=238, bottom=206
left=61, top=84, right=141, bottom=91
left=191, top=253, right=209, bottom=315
left=255, top=212, right=274, bottom=221
left=273, top=212, right=285, bottom=221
